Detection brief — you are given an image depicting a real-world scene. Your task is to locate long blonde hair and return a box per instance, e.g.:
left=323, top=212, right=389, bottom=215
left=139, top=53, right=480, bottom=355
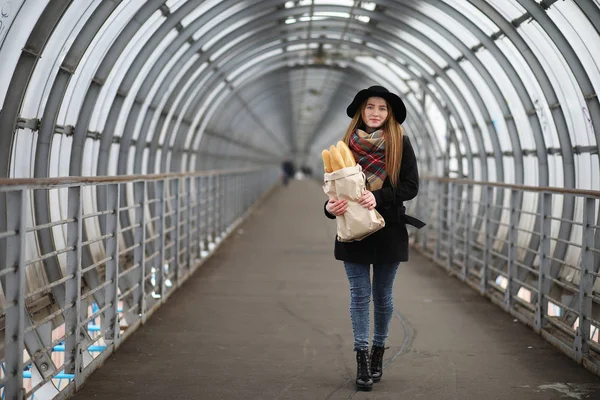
left=342, top=99, right=404, bottom=187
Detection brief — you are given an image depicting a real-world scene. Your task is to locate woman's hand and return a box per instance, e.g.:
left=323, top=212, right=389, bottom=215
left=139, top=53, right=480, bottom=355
left=327, top=198, right=348, bottom=216
left=358, top=190, right=377, bottom=210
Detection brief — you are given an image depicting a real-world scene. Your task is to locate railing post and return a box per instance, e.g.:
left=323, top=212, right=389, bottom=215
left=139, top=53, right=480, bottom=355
left=420, top=180, right=430, bottom=251
left=505, top=189, right=519, bottom=312
left=104, top=184, right=120, bottom=345
left=173, top=178, right=181, bottom=286
left=65, top=186, right=83, bottom=382
left=194, top=176, right=202, bottom=262
left=133, top=181, right=147, bottom=324
left=184, top=177, right=191, bottom=275
left=448, top=182, right=456, bottom=271
left=576, top=196, right=595, bottom=362
left=535, top=192, right=552, bottom=333
left=199, top=176, right=208, bottom=256
left=481, top=186, right=493, bottom=295
left=435, top=181, right=443, bottom=261
left=156, top=180, right=166, bottom=301
left=4, top=190, right=26, bottom=400
left=463, top=184, right=472, bottom=280
left=210, top=174, right=217, bottom=245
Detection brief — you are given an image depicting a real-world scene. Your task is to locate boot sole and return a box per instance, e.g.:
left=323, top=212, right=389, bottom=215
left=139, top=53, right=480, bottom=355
left=372, top=376, right=381, bottom=383
left=356, top=384, right=373, bottom=391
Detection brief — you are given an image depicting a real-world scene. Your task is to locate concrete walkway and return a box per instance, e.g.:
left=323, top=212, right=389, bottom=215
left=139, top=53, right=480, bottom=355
left=71, top=180, right=600, bottom=400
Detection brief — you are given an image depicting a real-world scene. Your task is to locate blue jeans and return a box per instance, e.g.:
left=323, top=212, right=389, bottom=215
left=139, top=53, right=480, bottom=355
left=344, top=262, right=400, bottom=351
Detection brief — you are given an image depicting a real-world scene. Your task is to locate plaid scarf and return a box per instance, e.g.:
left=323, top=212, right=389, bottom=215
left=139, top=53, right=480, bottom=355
left=349, top=129, right=387, bottom=190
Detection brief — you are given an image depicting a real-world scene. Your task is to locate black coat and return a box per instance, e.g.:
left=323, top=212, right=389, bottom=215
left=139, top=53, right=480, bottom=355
left=324, top=135, right=423, bottom=264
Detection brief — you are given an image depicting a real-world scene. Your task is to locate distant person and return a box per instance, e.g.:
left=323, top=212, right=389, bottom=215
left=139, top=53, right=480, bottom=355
left=281, top=159, right=296, bottom=186
left=323, top=86, right=424, bottom=391
left=301, top=165, right=313, bottom=177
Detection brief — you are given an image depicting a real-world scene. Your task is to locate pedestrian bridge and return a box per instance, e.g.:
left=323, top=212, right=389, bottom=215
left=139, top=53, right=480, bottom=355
left=1, top=1, right=600, bottom=399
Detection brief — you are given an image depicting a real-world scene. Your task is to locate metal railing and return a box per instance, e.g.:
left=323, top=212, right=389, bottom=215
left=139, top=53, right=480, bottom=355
left=412, top=177, right=600, bottom=375
left=0, top=167, right=279, bottom=400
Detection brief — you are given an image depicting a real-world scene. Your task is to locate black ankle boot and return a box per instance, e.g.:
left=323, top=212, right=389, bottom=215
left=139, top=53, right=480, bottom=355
left=355, top=349, right=373, bottom=391
left=370, top=345, right=386, bottom=382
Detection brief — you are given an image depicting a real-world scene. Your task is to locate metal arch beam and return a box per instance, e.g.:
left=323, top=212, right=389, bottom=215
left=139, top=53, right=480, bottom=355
left=30, top=1, right=124, bottom=335
left=212, top=73, right=346, bottom=147
left=394, top=0, right=561, bottom=296
left=518, top=0, right=600, bottom=148
left=208, top=79, right=320, bottom=158
left=208, top=69, right=390, bottom=167
left=185, top=30, right=472, bottom=169
left=114, top=0, right=309, bottom=178
left=63, top=0, right=166, bottom=324
left=0, top=0, right=79, bottom=382
left=183, top=38, right=468, bottom=177
left=463, top=0, right=579, bottom=299
left=190, top=55, right=452, bottom=177
left=122, top=4, right=407, bottom=173
left=178, top=25, right=468, bottom=155
left=574, top=0, right=600, bottom=34
left=392, top=0, right=550, bottom=183
left=119, top=4, right=419, bottom=175
left=0, top=0, right=72, bottom=177
left=372, top=0, right=523, bottom=269
left=192, top=56, right=444, bottom=176
left=372, top=4, right=522, bottom=184
left=195, top=62, right=435, bottom=174
left=514, top=0, right=599, bottom=315
left=99, top=0, right=293, bottom=178
left=68, top=0, right=166, bottom=176
left=191, top=62, right=438, bottom=176
left=334, top=19, right=499, bottom=182
left=174, top=28, right=479, bottom=179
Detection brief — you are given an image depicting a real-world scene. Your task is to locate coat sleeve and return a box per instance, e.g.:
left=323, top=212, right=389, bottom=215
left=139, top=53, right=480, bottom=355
left=372, top=135, right=419, bottom=206
left=324, top=200, right=336, bottom=219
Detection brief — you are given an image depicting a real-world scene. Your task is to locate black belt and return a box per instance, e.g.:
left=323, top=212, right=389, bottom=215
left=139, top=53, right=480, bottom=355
left=402, top=214, right=426, bottom=229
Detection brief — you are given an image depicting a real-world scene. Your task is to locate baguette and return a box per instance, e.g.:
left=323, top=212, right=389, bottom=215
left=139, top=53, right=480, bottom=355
left=329, top=145, right=345, bottom=171
left=336, top=141, right=356, bottom=167
left=322, top=149, right=333, bottom=173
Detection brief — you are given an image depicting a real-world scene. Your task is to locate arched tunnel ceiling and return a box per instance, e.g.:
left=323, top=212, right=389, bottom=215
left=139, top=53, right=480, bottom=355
left=0, top=0, right=598, bottom=189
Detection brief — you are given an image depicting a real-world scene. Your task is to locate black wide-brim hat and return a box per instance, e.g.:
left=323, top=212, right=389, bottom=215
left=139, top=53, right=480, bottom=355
left=346, top=85, right=407, bottom=124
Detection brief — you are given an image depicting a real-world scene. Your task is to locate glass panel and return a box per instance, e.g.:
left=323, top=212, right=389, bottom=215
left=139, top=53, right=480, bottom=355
left=502, top=156, right=516, bottom=185
left=446, top=69, right=493, bottom=154
left=519, top=21, right=591, bottom=147
left=442, top=0, right=499, bottom=35
left=495, top=36, right=560, bottom=150
left=22, top=1, right=102, bottom=115
left=58, top=0, right=142, bottom=126
left=181, top=0, right=222, bottom=28
left=390, top=43, right=436, bottom=76
left=549, top=154, right=564, bottom=188
left=547, top=1, right=600, bottom=147
left=461, top=60, right=512, bottom=153
left=407, top=3, right=480, bottom=48
left=91, top=9, right=166, bottom=132
left=575, top=153, right=593, bottom=190
left=436, top=77, right=479, bottom=159
left=0, top=0, right=41, bottom=106
left=485, top=0, right=527, bottom=20
left=476, top=49, right=536, bottom=152
left=115, top=35, right=186, bottom=144
left=133, top=47, right=196, bottom=141
left=424, top=95, right=446, bottom=154
left=226, top=48, right=284, bottom=81
left=592, top=154, right=600, bottom=191
left=406, top=18, right=462, bottom=60
left=523, top=156, right=539, bottom=186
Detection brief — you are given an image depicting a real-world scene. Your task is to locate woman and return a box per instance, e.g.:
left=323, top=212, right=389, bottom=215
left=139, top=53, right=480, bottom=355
left=324, top=85, right=424, bottom=391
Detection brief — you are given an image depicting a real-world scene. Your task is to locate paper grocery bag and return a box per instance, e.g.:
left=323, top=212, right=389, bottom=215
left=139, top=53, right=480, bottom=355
left=323, top=164, right=386, bottom=242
